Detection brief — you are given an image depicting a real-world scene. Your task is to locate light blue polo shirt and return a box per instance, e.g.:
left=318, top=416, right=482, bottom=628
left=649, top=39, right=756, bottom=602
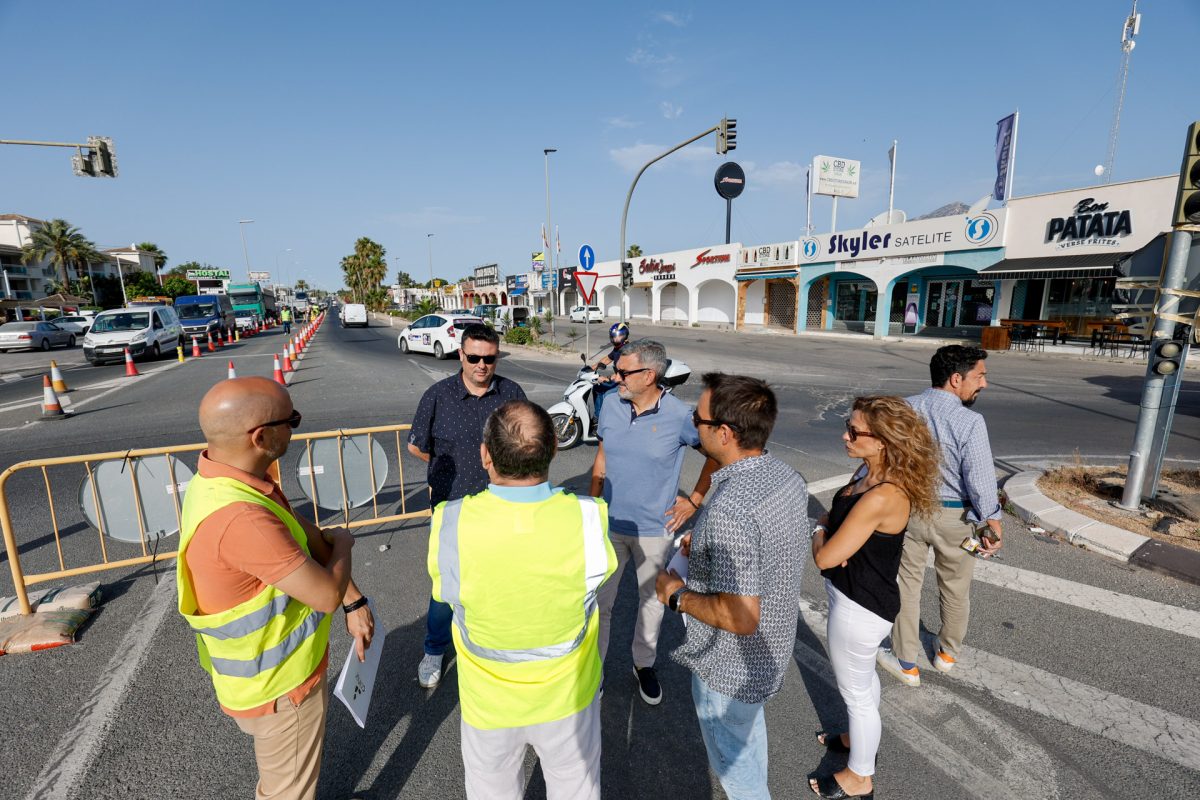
left=597, top=390, right=700, bottom=537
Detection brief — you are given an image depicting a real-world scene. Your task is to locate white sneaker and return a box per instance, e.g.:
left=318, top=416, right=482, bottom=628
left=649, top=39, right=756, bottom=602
left=876, top=648, right=921, bottom=687
left=418, top=653, right=444, bottom=688
left=933, top=650, right=957, bottom=673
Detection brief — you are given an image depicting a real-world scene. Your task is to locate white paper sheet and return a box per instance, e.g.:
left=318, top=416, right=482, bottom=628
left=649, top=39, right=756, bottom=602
left=333, top=600, right=385, bottom=728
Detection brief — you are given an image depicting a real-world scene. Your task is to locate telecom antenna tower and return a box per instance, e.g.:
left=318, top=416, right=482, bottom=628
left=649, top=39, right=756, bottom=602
left=1102, top=1, right=1142, bottom=183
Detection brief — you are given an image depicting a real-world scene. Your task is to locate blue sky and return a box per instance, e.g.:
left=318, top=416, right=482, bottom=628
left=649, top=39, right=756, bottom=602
left=3, top=0, right=1197, bottom=289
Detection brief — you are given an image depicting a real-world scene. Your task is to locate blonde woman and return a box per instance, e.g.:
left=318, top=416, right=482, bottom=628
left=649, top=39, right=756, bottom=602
left=808, top=396, right=939, bottom=800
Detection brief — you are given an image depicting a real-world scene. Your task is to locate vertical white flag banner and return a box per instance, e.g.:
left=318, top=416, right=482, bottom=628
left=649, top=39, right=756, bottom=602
left=994, top=113, right=1017, bottom=201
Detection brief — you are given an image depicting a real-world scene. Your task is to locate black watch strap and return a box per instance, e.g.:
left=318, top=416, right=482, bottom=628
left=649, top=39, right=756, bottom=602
left=342, top=596, right=369, bottom=614
left=669, top=586, right=688, bottom=613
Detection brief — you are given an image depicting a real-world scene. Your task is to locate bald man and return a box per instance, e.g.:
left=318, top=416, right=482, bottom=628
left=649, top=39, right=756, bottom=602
left=177, top=376, right=373, bottom=800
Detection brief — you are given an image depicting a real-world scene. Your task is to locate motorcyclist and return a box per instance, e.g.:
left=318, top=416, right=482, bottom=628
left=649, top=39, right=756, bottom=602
left=592, top=322, right=630, bottom=417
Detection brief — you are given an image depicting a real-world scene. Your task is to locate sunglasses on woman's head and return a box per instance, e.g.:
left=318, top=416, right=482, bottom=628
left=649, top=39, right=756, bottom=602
left=844, top=420, right=876, bottom=442
left=464, top=354, right=497, bottom=365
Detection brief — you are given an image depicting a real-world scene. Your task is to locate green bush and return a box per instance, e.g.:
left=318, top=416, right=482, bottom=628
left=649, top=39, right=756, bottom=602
left=505, top=327, right=533, bottom=345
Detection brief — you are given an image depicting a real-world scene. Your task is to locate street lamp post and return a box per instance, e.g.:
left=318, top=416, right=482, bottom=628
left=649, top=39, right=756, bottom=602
left=544, top=147, right=557, bottom=339
left=238, top=219, right=255, bottom=280
left=113, top=255, right=128, bottom=306
left=426, top=233, right=435, bottom=306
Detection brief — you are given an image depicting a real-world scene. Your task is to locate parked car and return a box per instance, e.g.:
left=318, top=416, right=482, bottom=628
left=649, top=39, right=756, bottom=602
left=52, top=315, right=93, bottom=336
left=83, top=306, right=183, bottom=365
left=489, top=305, right=531, bottom=335
left=569, top=305, right=604, bottom=324
left=397, top=314, right=480, bottom=359
left=341, top=303, right=368, bottom=327
left=0, top=321, right=76, bottom=352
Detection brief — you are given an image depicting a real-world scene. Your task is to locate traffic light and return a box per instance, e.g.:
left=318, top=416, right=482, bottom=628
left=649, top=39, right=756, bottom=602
left=1150, top=338, right=1184, bottom=376
left=72, top=149, right=96, bottom=177
left=716, top=117, right=737, bottom=155
left=1174, top=122, right=1200, bottom=227
left=89, top=136, right=118, bottom=178
left=620, top=261, right=633, bottom=289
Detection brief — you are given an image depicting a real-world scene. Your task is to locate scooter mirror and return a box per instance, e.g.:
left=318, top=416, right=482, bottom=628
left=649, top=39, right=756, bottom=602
left=580, top=354, right=586, bottom=362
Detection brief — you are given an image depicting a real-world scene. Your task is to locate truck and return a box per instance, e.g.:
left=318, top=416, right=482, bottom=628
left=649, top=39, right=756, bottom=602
left=293, top=290, right=310, bottom=314
left=227, top=283, right=272, bottom=330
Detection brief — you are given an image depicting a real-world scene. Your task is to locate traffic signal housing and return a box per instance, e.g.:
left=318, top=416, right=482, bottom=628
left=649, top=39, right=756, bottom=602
left=89, top=136, right=117, bottom=178
left=1150, top=338, right=1184, bottom=376
left=1174, top=121, right=1200, bottom=227
left=620, top=261, right=633, bottom=289
left=716, top=117, right=737, bottom=155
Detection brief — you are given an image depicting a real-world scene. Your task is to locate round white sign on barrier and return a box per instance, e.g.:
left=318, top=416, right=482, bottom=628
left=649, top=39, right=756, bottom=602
left=79, top=456, right=195, bottom=543
left=296, top=435, right=389, bottom=511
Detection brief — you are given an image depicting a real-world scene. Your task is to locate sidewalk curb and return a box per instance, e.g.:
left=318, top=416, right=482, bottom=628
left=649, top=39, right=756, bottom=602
left=1003, top=471, right=1200, bottom=585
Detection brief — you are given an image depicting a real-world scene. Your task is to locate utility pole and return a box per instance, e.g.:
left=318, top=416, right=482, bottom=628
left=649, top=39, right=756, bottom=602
left=426, top=233, right=435, bottom=307
left=544, top=148, right=557, bottom=339
left=238, top=220, right=254, bottom=280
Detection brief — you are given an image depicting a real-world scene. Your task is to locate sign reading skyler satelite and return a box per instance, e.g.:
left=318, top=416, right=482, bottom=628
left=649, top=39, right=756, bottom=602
left=799, top=209, right=1007, bottom=264
left=812, top=155, right=860, bottom=198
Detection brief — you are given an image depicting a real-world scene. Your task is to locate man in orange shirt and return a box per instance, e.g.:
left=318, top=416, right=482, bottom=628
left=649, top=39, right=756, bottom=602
left=178, top=376, right=374, bottom=800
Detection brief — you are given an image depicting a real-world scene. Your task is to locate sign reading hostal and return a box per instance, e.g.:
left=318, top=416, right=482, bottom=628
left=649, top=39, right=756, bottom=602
left=812, top=155, right=860, bottom=198
left=186, top=268, right=231, bottom=280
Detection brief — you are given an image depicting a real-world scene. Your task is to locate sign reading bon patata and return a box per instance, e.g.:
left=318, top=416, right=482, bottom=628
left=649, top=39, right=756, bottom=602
left=799, top=209, right=1006, bottom=264
left=1045, top=198, right=1132, bottom=249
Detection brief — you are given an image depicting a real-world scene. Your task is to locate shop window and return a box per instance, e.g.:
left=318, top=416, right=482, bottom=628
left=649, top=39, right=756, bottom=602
left=889, top=283, right=908, bottom=324
left=1045, top=278, right=1116, bottom=322
left=834, top=281, right=877, bottom=323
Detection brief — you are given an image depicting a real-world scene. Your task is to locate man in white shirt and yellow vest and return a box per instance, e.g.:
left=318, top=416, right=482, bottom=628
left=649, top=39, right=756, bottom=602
left=428, top=399, right=617, bottom=800
left=177, top=376, right=374, bottom=800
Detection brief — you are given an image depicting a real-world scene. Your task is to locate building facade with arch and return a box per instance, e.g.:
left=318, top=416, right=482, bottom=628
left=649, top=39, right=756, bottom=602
left=590, top=243, right=740, bottom=326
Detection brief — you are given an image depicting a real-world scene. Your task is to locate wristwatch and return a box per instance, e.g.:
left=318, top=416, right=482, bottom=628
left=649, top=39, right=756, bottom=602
left=668, top=586, right=689, bottom=613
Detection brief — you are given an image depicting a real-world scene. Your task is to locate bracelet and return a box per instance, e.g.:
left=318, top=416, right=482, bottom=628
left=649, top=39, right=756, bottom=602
left=342, top=596, right=369, bottom=614
left=812, top=525, right=827, bottom=538
left=685, top=496, right=700, bottom=510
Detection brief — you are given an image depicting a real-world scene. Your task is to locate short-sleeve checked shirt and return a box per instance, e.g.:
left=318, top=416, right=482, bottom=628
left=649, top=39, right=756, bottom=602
left=408, top=372, right=526, bottom=505
left=672, top=453, right=809, bottom=704
left=906, top=387, right=1001, bottom=523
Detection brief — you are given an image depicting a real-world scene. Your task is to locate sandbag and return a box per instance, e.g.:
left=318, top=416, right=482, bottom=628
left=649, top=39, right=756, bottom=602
left=0, top=607, right=94, bottom=655
left=0, top=581, right=102, bottom=619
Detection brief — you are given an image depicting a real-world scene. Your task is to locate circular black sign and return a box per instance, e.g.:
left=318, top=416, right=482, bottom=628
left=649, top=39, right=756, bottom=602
left=714, top=161, right=746, bottom=200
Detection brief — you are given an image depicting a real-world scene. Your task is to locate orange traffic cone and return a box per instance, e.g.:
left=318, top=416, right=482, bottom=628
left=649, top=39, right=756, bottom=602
left=282, top=350, right=294, bottom=373
left=207, top=332, right=215, bottom=352
left=227, top=360, right=237, bottom=380
left=272, top=354, right=286, bottom=385
left=192, top=336, right=202, bottom=358
left=123, top=347, right=139, bottom=377
left=49, top=360, right=69, bottom=394
left=223, top=330, right=231, bottom=347
left=41, top=375, right=66, bottom=418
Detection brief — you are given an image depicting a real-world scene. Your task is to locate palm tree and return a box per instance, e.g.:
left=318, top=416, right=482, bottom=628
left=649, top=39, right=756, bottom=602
left=295, top=279, right=310, bottom=291
left=21, top=219, right=104, bottom=291
left=626, top=244, right=643, bottom=258
left=136, top=242, right=168, bottom=273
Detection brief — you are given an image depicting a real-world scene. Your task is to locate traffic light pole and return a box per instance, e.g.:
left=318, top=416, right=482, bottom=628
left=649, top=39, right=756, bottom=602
left=1118, top=229, right=1194, bottom=509
left=0, top=137, right=117, bottom=177
left=618, top=124, right=720, bottom=324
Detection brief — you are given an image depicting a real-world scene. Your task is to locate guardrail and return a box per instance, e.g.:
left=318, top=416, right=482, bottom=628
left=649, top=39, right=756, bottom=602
left=0, top=423, right=430, bottom=616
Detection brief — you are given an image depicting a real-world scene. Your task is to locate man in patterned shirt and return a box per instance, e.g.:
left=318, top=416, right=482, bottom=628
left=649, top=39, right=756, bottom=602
left=878, top=345, right=1003, bottom=687
left=656, top=372, right=808, bottom=799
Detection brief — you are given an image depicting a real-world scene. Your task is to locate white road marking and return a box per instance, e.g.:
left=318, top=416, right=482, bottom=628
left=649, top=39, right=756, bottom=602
left=806, top=473, right=854, bottom=496
left=23, top=576, right=176, bottom=800
left=0, top=362, right=183, bottom=416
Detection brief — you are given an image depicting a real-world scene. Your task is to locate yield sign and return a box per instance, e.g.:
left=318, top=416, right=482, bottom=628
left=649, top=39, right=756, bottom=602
left=574, top=271, right=599, bottom=304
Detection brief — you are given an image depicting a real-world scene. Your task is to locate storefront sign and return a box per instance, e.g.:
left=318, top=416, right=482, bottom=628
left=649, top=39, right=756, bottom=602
left=812, top=155, right=860, bottom=198
left=690, top=249, right=731, bottom=268
left=185, top=268, right=230, bottom=280
left=799, top=210, right=1006, bottom=264
left=473, top=264, right=499, bottom=287
left=639, top=258, right=676, bottom=281
left=531, top=251, right=545, bottom=272
left=1045, top=198, right=1133, bottom=249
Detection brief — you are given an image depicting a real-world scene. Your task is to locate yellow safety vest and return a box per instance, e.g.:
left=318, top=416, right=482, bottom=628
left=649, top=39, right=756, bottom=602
left=281, top=309, right=292, bottom=322
left=177, top=475, right=331, bottom=711
left=429, top=490, right=615, bottom=730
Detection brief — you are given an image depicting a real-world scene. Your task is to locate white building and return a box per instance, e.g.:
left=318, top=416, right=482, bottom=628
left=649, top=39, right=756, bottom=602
left=589, top=243, right=740, bottom=325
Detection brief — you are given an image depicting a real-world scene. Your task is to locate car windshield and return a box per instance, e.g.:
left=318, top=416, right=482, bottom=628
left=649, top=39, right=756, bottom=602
left=177, top=304, right=217, bottom=319
left=1, top=322, right=35, bottom=332
left=91, top=313, right=149, bottom=332
left=235, top=310, right=254, bottom=317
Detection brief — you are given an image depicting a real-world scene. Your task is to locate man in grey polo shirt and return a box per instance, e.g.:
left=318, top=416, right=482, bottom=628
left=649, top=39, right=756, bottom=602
left=590, top=339, right=717, bottom=706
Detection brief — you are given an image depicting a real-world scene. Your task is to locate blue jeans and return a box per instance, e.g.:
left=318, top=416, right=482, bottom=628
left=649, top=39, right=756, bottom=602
left=593, top=380, right=617, bottom=421
left=691, top=673, right=770, bottom=800
left=425, top=596, right=453, bottom=656
left=282, top=321, right=291, bottom=334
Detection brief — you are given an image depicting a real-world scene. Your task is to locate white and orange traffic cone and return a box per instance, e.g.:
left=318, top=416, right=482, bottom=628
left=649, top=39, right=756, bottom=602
left=41, top=375, right=67, bottom=419
left=124, top=347, right=140, bottom=377
left=227, top=360, right=237, bottom=380
left=49, top=360, right=69, bottom=394
left=272, top=354, right=286, bottom=385
left=208, top=331, right=217, bottom=351
left=192, top=336, right=202, bottom=358
left=282, top=350, right=294, bottom=373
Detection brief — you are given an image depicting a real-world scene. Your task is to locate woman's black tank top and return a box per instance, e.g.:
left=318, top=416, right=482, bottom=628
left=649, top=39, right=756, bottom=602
left=820, top=479, right=907, bottom=623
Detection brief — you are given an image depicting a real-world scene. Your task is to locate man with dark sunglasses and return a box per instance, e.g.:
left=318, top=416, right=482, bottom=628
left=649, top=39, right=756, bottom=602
left=407, top=324, right=527, bottom=689
left=179, top=376, right=374, bottom=800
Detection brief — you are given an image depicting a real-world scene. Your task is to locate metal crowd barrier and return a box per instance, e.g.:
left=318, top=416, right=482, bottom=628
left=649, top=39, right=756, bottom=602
left=0, top=424, right=431, bottom=616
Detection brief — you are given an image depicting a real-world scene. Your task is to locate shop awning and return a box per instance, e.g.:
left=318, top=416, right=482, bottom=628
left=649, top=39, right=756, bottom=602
left=509, top=287, right=527, bottom=296
left=736, top=271, right=797, bottom=281
left=977, top=252, right=1130, bottom=281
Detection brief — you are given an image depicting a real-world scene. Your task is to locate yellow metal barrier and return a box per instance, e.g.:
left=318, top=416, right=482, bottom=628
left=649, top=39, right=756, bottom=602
left=0, top=424, right=431, bottom=616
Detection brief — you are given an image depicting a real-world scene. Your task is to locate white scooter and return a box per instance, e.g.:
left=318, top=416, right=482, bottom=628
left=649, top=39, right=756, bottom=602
left=548, top=354, right=692, bottom=449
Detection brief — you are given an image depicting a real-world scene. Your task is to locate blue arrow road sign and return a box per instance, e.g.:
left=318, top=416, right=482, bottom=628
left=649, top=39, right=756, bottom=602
left=578, top=244, right=595, bottom=272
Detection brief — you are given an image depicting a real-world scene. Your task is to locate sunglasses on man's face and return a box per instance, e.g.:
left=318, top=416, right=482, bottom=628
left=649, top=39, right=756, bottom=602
left=249, top=409, right=302, bottom=434
left=692, top=410, right=737, bottom=431
left=844, top=419, right=876, bottom=442
left=463, top=353, right=497, bottom=365
left=615, top=367, right=651, bottom=381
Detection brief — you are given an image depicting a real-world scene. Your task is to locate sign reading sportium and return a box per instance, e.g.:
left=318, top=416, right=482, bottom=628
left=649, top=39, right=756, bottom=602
left=185, top=268, right=231, bottom=280
left=812, top=155, right=861, bottom=198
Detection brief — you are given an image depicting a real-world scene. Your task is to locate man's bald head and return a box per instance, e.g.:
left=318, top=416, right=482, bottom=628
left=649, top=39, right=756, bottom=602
left=199, top=376, right=293, bottom=447
left=482, top=400, right=556, bottom=480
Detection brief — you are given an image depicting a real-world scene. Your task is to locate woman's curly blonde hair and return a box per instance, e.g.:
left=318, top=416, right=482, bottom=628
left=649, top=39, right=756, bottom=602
left=852, top=396, right=940, bottom=520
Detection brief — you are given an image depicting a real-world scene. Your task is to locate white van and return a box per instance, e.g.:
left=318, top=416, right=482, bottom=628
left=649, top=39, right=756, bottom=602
left=341, top=303, right=368, bottom=328
left=83, top=306, right=183, bottom=365
left=489, top=305, right=531, bottom=335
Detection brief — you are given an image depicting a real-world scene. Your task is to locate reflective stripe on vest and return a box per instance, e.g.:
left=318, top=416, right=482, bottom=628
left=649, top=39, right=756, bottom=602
left=438, top=495, right=607, bottom=664
left=207, top=609, right=326, bottom=678
left=195, top=593, right=292, bottom=641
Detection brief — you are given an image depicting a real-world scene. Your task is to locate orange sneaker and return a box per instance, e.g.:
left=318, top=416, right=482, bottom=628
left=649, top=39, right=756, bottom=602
left=877, top=648, right=921, bottom=686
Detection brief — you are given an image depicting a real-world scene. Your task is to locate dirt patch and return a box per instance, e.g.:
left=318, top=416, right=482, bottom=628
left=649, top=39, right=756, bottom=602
left=1037, top=465, right=1200, bottom=551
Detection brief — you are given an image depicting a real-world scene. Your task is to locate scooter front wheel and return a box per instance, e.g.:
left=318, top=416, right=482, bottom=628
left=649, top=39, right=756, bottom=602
left=552, top=413, right=582, bottom=449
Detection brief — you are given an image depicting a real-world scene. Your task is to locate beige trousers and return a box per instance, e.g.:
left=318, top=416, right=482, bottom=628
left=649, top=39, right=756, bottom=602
left=596, top=531, right=675, bottom=669
left=233, top=671, right=329, bottom=800
left=891, top=507, right=977, bottom=664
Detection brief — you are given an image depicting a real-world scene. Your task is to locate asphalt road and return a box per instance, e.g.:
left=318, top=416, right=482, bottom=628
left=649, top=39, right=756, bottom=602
left=0, top=317, right=1198, bottom=799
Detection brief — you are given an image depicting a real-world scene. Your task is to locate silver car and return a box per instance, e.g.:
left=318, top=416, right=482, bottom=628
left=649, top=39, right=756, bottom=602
left=53, top=315, right=92, bottom=336
left=0, top=321, right=76, bottom=352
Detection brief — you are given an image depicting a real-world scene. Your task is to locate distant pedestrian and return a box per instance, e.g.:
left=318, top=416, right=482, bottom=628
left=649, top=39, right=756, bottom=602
left=428, top=400, right=616, bottom=799
left=281, top=306, right=293, bottom=334
left=656, top=373, right=807, bottom=800
left=590, top=338, right=718, bottom=705
left=178, top=377, right=374, bottom=800
left=809, top=396, right=939, bottom=800
left=877, top=345, right=1003, bottom=687
left=408, top=324, right=526, bottom=688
